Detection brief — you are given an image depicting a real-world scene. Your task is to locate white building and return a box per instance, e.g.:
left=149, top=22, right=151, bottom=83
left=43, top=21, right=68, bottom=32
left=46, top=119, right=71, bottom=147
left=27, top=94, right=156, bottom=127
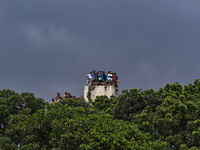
left=84, top=85, right=117, bottom=102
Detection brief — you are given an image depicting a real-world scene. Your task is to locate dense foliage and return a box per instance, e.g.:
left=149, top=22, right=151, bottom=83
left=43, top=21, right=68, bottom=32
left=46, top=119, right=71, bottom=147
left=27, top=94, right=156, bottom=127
left=1, top=80, right=200, bottom=149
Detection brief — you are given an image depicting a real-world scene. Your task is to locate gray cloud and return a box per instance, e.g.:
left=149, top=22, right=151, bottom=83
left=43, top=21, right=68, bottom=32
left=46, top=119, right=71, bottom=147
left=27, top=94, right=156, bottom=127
left=1, top=0, right=200, bottom=101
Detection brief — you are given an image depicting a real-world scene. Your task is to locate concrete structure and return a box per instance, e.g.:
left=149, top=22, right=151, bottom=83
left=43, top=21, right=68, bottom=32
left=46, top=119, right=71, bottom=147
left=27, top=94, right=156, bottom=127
left=84, top=85, right=116, bottom=101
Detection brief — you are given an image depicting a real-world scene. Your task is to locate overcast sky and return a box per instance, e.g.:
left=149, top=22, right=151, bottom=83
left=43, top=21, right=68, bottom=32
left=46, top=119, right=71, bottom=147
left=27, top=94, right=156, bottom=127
left=1, top=0, right=200, bottom=102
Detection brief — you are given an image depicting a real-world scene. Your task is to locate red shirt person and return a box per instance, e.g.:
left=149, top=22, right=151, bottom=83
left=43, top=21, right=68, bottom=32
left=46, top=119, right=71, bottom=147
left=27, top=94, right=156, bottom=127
left=112, top=72, right=118, bottom=83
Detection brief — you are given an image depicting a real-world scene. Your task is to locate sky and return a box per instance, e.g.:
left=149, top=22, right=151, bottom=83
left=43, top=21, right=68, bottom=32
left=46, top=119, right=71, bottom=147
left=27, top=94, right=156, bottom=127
left=1, top=0, right=200, bottom=102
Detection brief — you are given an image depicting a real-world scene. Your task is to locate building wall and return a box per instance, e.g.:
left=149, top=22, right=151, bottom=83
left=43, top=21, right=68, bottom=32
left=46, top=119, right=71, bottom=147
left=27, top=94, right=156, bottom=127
left=84, top=85, right=116, bottom=101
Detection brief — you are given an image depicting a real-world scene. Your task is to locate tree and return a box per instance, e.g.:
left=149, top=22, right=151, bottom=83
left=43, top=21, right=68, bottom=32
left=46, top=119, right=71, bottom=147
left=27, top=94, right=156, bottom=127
left=92, top=95, right=116, bottom=114
left=1, top=79, right=200, bottom=149
left=133, top=81, right=200, bottom=149
left=0, top=89, right=46, bottom=149
left=20, top=100, right=167, bottom=150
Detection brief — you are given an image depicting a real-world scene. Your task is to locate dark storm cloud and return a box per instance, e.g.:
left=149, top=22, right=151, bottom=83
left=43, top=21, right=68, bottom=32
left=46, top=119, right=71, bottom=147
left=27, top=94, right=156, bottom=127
left=1, top=0, right=200, bottom=101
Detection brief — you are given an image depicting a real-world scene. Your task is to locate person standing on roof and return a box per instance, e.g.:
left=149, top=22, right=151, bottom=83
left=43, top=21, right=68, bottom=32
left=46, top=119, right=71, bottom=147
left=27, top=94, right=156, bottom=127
left=98, top=71, right=103, bottom=85
left=86, top=71, right=93, bottom=85
left=112, top=72, right=118, bottom=85
left=92, top=70, right=97, bottom=85
left=107, top=71, right=113, bottom=85
left=102, top=71, right=106, bottom=81
left=87, top=71, right=93, bottom=81
left=96, top=71, right=99, bottom=83
left=116, top=73, right=120, bottom=94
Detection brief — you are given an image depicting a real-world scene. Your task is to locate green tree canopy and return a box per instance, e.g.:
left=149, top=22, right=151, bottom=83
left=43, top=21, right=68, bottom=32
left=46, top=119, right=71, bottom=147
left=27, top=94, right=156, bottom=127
left=1, top=80, right=200, bottom=149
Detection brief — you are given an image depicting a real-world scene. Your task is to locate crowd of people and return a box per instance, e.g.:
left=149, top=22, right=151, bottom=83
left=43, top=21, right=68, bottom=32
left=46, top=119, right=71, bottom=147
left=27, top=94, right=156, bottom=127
left=51, top=70, right=120, bottom=103
left=51, top=92, right=83, bottom=103
left=86, top=70, right=120, bottom=94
